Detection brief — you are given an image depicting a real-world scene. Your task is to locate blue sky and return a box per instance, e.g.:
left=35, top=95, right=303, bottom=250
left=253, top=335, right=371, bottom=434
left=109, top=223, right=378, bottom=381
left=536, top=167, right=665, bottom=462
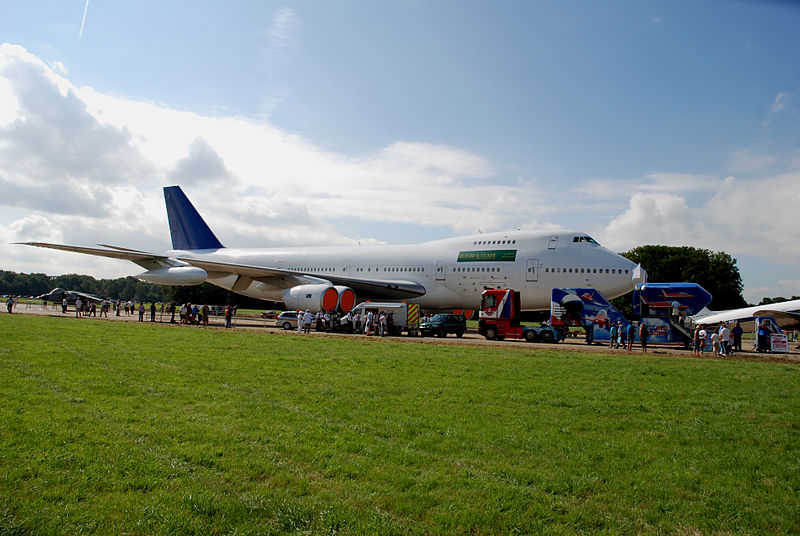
left=0, top=1, right=799, bottom=303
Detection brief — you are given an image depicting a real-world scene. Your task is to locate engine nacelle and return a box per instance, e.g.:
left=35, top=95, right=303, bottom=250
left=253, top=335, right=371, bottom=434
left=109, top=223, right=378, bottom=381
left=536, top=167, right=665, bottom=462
left=334, top=286, right=356, bottom=311
left=136, top=266, right=208, bottom=286
left=283, top=284, right=339, bottom=312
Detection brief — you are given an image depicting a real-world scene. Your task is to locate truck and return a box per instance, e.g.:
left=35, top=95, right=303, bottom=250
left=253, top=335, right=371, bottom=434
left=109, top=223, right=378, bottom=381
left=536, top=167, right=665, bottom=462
left=349, top=301, right=421, bottom=336
left=478, top=288, right=562, bottom=343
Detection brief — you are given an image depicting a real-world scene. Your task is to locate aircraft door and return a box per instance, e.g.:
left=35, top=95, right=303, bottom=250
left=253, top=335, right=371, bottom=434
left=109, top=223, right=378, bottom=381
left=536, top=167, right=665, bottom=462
left=548, top=235, right=559, bottom=250
left=435, top=259, right=447, bottom=281
left=526, top=259, right=539, bottom=282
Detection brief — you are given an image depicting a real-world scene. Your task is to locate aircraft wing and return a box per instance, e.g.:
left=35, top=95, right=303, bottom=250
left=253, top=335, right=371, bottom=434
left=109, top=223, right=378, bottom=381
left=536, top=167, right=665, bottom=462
left=17, top=242, right=170, bottom=270
left=69, top=290, right=104, bottom=303
left=177, top=257, right=427, bottom=300
left=753, top=310, right=800, bottom=330
left=692, top=299, right=800, bottom=330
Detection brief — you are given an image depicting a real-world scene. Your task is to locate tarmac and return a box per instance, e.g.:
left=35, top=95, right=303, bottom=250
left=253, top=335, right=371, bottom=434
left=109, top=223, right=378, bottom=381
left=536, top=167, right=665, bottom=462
left=9, top=301, right=800, bottom=364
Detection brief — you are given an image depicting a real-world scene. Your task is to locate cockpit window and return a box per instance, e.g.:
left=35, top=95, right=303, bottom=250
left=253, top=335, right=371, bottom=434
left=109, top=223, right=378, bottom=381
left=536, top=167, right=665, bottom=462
left=572, top=235, right=599, bottom=244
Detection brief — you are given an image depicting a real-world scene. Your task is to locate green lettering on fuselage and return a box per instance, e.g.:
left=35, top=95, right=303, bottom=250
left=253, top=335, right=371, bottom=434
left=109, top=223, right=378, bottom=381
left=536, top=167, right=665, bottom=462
left=457, top=250, right=517, bottom=262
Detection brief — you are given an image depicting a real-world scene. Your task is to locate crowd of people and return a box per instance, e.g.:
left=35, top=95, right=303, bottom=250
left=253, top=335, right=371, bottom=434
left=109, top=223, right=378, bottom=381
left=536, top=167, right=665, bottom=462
left=691, top=321, right=745, bottom=357
left=43, top=297, right=238, bottom=328
left=605, top=320, right=650, bottom=352
left=294, top=308, right=405, bottom=337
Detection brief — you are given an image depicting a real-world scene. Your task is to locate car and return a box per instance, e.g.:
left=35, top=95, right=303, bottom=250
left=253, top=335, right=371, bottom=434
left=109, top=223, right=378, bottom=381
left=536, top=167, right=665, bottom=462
left=419, top=313, right=467, bottom=338
left=261, top=310, right=280, bottom=319
left=275, top=311, right=300, bottom=330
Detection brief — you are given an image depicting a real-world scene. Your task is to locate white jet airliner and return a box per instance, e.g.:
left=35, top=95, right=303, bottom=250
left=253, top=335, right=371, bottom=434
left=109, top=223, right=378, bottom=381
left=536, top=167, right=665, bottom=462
left=19, top=186, right=645, bottom=312
left=692, top=299, right=800, bottom=330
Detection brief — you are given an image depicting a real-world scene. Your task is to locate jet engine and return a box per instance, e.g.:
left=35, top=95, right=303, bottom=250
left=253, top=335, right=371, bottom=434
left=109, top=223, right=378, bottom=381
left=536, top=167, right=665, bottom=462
left=283, top=284, right=340, bottom=312
left=136, top=266, right=208, bottom=286
left=334, top=285, right=356, bottom=311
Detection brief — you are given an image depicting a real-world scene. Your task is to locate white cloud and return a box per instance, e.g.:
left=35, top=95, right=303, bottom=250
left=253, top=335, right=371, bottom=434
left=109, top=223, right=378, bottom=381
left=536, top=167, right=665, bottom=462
left=50, top=61, right=68, bottom=76
left=762, top=90, right=797, bottom=127
left=726, top=149, right=778, bottom=175
left=600, top=192, right=704, bottom=251
left=601, top=173, right=800, bottom=267
left=266, top=7, right=301, bottom=53
left=769, top=91, right=789, bottom=115
left=0, top=44, right=552, bottom=278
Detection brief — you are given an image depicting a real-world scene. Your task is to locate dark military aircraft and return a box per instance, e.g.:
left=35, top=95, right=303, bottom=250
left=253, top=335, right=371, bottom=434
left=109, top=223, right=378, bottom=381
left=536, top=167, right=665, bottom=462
left=35, top=288, right=103, bottom=305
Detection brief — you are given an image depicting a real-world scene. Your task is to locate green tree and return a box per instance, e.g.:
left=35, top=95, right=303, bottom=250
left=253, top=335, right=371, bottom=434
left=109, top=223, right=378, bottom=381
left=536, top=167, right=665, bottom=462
left=620, top=246, right=747, bottom=310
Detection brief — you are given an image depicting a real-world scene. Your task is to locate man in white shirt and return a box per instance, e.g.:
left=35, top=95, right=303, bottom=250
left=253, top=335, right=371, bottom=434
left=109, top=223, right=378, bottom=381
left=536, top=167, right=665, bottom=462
left=698, top=327, right=707, bottom=354
left=719, top=323, right=731, bottom=356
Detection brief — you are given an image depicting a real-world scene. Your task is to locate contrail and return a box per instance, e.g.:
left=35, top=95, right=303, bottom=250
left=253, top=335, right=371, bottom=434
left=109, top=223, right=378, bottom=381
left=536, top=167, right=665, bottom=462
left=79, top=0, right=90, bottom=39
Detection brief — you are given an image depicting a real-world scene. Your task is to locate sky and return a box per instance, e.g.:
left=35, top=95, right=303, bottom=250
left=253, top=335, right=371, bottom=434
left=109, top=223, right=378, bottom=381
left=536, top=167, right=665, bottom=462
left=0, top=0, right=798, bottom=304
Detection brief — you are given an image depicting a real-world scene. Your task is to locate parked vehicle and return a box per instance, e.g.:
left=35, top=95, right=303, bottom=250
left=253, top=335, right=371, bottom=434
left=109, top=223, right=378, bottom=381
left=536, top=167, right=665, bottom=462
left=419, top=313, right=467, bottom=338
left=275, top=311, right=300, bottom=330
left=349, top=302, right=421, bottom=336
left=478, top=288, right=562, bottom=342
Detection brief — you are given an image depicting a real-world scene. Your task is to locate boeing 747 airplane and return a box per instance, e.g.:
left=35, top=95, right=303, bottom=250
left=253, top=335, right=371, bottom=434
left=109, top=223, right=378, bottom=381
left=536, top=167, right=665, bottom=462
left=19, top=186, right=645, bottom=312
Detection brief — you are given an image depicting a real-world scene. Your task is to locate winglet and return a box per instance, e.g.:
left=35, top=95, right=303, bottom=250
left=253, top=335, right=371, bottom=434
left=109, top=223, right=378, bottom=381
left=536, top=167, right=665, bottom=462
left=163, top=186, right=224, bottom=250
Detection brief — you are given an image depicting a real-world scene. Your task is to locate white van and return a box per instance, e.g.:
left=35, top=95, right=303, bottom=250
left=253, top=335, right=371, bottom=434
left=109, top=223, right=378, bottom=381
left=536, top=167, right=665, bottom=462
left=349, top=302, right=420, bottom=336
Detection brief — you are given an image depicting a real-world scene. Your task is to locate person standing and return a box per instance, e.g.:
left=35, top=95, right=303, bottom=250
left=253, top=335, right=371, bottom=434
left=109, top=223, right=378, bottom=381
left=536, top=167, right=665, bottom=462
left=711, top=330, right=720, bottom=357
left=224, top=304, right=233, bottom=328
left=732, top=321, right=744, bottom=353
left=297, top=310, right=303, bottom=333
left=757, top=322, right=771, bottom=352
left=609, top=323, right=618, bottom=349
left=150, top=302, right=157, bottom=322
left=62, top=297, right=67, bottom=314
left=719, top=322, right=731, bottom=356
left=202, top=304, right=209, bottom=326
left=138, top=302, right=145, bottom=322
left=639, top=322, right=649, bottom=353
left=366, top=311, right=374, bottom=336
left=698, top=326, right=707, bottom=354
left=692, top=326, right=702, bottom=357
left=75, top=298, right=82, bottom=317
left=6, top=296, right=13, bottom=314
left=627, top=322, right=636, bottom=352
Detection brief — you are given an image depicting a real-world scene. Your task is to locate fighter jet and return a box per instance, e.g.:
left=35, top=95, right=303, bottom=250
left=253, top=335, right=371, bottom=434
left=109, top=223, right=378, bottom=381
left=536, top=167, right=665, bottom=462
left=35, top=288, right=103, bottom=305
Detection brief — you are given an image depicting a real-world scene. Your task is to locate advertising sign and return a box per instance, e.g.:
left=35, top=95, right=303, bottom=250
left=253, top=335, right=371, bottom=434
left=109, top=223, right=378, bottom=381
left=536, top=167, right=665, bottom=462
left=771, top=334, right=789, bottom=353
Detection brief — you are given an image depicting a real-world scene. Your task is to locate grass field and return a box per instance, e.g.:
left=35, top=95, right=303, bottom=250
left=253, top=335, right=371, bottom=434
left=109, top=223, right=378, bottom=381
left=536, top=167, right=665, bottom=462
left=1, top=315, right=798, bottom=535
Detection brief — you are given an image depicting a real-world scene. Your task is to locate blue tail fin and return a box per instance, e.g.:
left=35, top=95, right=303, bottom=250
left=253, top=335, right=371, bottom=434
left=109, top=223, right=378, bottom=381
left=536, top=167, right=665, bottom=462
left=163, top=186, right=224, bottom=250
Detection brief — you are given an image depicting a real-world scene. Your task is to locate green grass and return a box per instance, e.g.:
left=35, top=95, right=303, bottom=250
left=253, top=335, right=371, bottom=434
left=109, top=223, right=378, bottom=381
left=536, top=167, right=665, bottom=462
left=1, top=315, right=798, bottom=535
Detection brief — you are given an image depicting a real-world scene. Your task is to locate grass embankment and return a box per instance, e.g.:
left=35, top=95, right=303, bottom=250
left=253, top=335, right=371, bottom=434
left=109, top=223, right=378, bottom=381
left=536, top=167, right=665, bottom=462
left=0, top=315, right=798, bottom=535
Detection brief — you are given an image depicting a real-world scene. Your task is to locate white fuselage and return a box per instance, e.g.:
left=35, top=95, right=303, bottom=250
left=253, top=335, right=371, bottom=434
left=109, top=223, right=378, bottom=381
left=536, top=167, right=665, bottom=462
left=171, top=229, right=640, bottom=312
